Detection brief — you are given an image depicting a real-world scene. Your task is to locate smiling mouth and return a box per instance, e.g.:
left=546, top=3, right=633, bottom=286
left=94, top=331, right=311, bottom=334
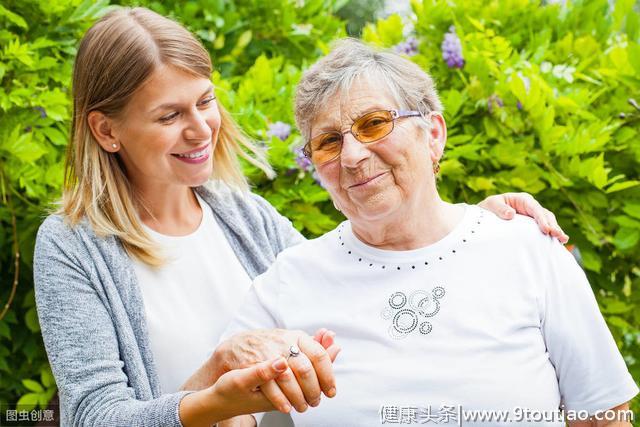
left=348, top=172, right=387, bottom=188
left=171, top=144, right=211, bottom=159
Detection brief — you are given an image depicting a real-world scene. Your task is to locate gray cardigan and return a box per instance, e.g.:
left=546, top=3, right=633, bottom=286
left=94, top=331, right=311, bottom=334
left=33, top=181, right=304, bottom=427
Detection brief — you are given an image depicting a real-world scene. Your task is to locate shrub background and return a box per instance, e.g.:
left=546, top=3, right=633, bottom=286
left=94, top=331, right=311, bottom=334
left=0, top=0, right=638, bottom=416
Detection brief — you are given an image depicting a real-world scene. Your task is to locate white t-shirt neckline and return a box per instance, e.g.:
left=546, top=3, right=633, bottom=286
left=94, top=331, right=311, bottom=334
left=340, top=203, right=482, bottom=265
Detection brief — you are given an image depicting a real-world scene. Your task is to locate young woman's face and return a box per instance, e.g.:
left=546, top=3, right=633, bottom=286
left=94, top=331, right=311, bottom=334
left=112, top=65, right=220, bottom=192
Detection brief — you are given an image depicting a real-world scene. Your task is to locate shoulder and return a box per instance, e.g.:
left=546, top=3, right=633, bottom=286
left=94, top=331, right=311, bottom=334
left=36, top=214, right=84, bottom=254
left=269, top=225, right=339, bottom=269
left=478, top=207, right=555, bottom=248
left=196, top=180, right=278, bottom=219
left=476, top=207, right=572, bottom=270
left=35, top=213, right=123, bottom=273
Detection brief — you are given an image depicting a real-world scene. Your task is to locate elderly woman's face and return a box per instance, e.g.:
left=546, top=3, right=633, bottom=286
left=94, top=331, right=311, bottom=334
left=312, top=79, right=444, bottom=223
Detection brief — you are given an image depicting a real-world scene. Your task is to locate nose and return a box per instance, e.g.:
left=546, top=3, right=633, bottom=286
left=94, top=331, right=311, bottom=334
left=183, top=109, right=212, bottom=143
left=340, top=132, right=370, bottom=168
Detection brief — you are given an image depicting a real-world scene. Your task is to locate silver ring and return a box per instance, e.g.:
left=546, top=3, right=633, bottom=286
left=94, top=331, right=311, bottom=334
left=287, top=345, right=300, bottom=360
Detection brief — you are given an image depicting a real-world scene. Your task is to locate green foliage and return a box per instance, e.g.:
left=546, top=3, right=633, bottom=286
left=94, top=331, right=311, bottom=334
left=119, top=0, right=347, bottom=77
left=1, top=0, right=638, bottom=416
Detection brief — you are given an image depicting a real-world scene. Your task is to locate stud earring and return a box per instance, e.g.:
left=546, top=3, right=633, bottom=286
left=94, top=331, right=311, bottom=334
left=433, top=162, right=440, bottom=174
left=112, top=143, right=117, bottom=149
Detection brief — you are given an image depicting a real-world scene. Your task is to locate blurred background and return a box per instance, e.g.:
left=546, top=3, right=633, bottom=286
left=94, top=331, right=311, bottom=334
left=0, top=0, right=638, bottom=423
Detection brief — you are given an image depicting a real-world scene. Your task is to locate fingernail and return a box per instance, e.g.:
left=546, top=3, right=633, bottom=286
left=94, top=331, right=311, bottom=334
left=272, top=358, right=287, bottom=372
left=297, top=404, right=308, bottom=413
left=327, top=387, right=336, bottom=397
left=310, top=397, right=321, bottom=407
left=281, top=403, right=291, bottom=413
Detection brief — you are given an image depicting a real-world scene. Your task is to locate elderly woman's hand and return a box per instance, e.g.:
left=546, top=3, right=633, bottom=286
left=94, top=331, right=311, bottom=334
left=213, top=328, right=340, bottom=414
left=479, top=192, right=569, bottom=244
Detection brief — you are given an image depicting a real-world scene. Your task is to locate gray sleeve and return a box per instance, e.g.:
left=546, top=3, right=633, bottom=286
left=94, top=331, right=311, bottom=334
left=249, top=193, right=305, bottom=249
left=33, top=217, right=192, bottom=427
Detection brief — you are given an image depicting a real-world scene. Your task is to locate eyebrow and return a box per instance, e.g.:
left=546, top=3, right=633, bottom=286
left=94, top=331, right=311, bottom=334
left=149, top=85, right=215, bottom=114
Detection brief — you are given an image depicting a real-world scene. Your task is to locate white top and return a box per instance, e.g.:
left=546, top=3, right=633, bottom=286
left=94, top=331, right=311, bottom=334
left=223, top=204, right=638, bottom=426
left=134, top=193, right=252, bottom=393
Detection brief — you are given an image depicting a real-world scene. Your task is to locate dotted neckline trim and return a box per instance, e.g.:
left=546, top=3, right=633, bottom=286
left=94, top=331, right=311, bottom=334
left=337, top=209, right=485, bottom=271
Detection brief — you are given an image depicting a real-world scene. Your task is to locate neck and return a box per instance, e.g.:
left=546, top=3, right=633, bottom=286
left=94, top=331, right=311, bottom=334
left=133, top=181, right=202, bottom=236
left=350, top=190, right=465, bottom=251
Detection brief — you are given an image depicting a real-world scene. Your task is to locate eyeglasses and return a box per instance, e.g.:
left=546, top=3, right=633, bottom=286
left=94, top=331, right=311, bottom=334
left=303, top=109, right=423, bottom=165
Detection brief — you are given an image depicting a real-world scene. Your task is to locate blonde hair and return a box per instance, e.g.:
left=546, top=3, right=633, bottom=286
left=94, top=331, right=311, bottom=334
left=295, top=38, right=443, bottom=141
left=61, top=7, right=273, bottom=266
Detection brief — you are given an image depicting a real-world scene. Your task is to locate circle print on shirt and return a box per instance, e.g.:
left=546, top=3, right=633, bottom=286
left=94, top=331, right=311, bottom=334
left=381, top=287, right=446, bottom=339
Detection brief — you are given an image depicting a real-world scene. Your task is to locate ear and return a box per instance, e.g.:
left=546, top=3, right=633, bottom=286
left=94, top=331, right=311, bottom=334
left=426, top=112, right=447, bottom=163
left=87, top=111, right=120, bottom=153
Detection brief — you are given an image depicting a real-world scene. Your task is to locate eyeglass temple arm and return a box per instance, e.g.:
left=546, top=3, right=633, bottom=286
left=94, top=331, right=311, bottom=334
left=395, top=109, right=425, bottom=118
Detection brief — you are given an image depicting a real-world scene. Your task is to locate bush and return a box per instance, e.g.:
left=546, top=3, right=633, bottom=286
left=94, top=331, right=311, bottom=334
left=0, top=0, right=637, bottom=416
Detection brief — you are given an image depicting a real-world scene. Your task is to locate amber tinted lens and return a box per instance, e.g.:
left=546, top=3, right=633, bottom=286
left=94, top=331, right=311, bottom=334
left=309, top=132, right=342, bottom=164
left=352, top=110, right=394, bottom=142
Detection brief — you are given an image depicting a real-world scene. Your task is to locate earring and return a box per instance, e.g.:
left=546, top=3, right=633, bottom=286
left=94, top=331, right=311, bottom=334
left=433, top=162, right=440, bottom=174
left=111, top=143, right=117, bottom=149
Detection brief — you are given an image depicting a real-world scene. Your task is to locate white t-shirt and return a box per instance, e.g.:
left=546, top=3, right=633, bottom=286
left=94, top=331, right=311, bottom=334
left=133, top=193, right=252, bottom=393
left=223, top=204, right=638, bottom=426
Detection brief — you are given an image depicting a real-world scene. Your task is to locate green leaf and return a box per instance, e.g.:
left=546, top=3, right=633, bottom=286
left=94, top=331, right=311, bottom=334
left=606, top=180, right=640, bottom=193
left=0, top=4, right=28, bottom=29
left=41, top=127, right=68, bottom=146
left=25, top=307, right=40, bottom=333
left=16, top=393, right=39, bottom=411
left=580, top=249, right=601, bottom=273
left=611, top=215, right=640, bottom=229
left=622, top=202, right=640, bottom=219
left=613, top=228, right=640, bottom=250
left=22, top=379, right=44, bottom=393
left=41, top=367, right=55, bottom=388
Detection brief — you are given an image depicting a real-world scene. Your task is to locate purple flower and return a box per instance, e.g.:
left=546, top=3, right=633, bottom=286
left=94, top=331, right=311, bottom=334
left=487, top=94, right=504, bottom=114
left=267, top=121, right=291, bottom=141
left=312, top=170, right=324, bottom=187
left=517, top=100, right=523, bottom=110
left=34, top=106, right=47, bottom=118
left=441, top=26, right=464, bottom=69
left=293, top=146, right=313, bottom=173
left=395, top=36, right=419, bottom=57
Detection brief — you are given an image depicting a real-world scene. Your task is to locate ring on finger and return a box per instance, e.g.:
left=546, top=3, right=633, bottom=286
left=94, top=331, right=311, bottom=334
left=287, top=345, right=300, bottom=360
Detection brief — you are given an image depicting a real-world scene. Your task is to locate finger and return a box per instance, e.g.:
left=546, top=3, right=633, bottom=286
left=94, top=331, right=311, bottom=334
left=288, top=352, right=322, bottom=407
left=260, top=379, right=293, bottom=414
left=510, top=192, right=543, bottom=219
left=298, top=335, right=336, bottom=398
left=274, top=367, right=308, bottom=412
left=544, top=211, right=569, bottom=243
left=313, top=328, right=328, bottom=343
left=325, top=344, right=341, bottom=362
left=320, top=331, right=335, bottom=349
left=243, top=357, right=289, bottom=390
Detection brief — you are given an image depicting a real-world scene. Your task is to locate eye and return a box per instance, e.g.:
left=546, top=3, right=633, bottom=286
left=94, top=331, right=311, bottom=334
left=359, top=115, right=389, bottom=129
left=314, top=133, right=341, bottom=150
left=199, top=95, right=216, bottom=107
left=159, top=112, right=179, bottom=123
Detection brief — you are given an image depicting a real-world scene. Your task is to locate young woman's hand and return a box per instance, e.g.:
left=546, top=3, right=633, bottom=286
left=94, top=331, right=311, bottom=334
left=214, top=328, right=340, bottom=414
left=479, top=192, right=569, bottom=243
left=179, top=356, right=290, bottom=427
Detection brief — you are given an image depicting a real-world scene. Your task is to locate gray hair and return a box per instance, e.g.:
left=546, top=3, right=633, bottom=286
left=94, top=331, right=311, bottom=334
left=294, top=38, right=444, bottom=141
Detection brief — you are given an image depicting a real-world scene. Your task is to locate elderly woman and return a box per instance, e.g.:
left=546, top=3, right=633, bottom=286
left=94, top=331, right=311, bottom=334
left=221, top=39, right=638, bottom=426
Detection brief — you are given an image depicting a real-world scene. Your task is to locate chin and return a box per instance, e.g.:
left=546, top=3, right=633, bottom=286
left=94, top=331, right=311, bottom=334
left=351, top=201, right=398, bottom=222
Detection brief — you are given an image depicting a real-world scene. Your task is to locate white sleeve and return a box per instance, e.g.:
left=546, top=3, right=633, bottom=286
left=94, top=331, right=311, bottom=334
left=219, top=263, right=285, bottom=344
left=540, top=238, right=639, bottom=413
